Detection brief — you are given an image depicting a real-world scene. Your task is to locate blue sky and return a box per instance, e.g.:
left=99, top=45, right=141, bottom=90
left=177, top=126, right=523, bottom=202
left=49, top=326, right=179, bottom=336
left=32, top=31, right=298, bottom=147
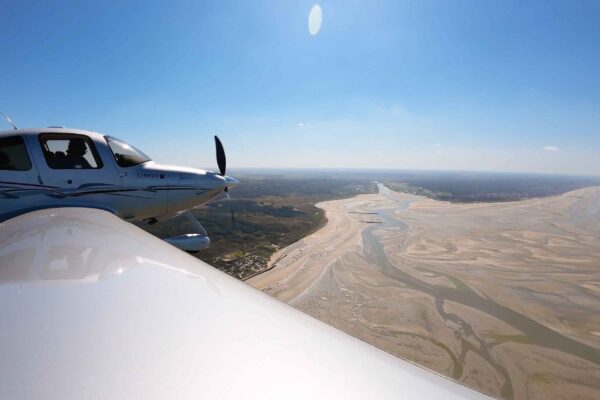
left=1, top=1, right=599, bottom=174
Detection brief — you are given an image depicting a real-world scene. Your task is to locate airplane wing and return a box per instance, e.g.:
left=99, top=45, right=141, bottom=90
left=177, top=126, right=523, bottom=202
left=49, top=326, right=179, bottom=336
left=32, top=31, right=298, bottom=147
left=0, top=207, right=486, bottom=399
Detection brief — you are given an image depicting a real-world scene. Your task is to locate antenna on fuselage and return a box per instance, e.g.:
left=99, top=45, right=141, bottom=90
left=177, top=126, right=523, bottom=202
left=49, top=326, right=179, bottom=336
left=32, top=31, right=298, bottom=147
left=0, top=112, right=17, bottom=130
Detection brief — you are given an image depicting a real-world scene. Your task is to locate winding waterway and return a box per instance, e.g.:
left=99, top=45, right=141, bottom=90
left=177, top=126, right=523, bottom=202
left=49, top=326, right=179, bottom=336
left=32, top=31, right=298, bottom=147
left=358, top=184, right=600, bottom=398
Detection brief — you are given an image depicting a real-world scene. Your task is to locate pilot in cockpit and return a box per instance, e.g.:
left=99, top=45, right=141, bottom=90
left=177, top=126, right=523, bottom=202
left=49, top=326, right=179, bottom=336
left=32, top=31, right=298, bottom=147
left=65, top=139, right=91, bottom=169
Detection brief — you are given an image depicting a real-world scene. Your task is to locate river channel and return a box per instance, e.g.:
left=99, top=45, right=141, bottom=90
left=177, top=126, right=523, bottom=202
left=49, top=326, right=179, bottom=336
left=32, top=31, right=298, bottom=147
left=358, top=184, right=600, bottom=398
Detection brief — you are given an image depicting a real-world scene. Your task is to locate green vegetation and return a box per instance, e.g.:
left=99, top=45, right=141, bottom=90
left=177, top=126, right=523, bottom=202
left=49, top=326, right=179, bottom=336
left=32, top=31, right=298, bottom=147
left=140, top=174, right=376, bottom=279
left=484, top=333, right=531, bottom=345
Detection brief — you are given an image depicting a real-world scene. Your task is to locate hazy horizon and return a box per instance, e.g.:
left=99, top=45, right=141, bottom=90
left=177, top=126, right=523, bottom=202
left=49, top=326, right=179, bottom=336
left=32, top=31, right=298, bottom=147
left=225, top=167, right=600, bottom=178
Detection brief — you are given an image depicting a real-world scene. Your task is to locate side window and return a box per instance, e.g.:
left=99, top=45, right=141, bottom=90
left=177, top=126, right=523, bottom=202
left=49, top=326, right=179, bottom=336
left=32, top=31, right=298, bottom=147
left=39, top=134, right=103, bottom=169
left=0, top=136, right=32, bottom=171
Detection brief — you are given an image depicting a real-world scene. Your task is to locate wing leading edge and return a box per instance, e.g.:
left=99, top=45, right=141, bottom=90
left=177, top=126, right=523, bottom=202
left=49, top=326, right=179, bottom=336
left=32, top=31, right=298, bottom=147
left=0, top=207, right=486, bottom=399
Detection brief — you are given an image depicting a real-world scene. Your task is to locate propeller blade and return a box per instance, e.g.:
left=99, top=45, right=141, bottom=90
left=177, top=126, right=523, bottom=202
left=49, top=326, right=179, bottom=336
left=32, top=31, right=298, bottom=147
left=230, top=205, right=236, bottom=230
left=223, top=190, right=236, bottom=230
left=214, top=135, right=226, bottom=176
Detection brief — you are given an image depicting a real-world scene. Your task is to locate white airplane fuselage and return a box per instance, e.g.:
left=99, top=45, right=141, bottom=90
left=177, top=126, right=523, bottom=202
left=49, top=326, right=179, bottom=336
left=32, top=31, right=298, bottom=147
left=0, top=128, right=237, bottom=223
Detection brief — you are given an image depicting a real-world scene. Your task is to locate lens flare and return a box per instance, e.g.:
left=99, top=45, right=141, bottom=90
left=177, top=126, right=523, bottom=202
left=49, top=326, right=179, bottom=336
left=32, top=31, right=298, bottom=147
left=308, top=4, right=322, bottom=35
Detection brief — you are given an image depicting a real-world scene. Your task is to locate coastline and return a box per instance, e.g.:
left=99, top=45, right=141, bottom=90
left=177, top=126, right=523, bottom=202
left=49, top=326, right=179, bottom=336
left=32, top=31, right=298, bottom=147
left=246, top=192, right=385, bottom=301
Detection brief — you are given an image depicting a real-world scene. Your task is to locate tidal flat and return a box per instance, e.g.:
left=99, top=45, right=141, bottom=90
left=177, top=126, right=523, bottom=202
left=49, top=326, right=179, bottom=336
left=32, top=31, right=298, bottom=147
left=249, top=184, right=600, bottom=399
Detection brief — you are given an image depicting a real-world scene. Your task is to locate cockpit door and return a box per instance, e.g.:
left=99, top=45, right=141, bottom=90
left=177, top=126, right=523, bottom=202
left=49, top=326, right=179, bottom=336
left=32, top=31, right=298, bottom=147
left=28, top=133, right=121, bottom=194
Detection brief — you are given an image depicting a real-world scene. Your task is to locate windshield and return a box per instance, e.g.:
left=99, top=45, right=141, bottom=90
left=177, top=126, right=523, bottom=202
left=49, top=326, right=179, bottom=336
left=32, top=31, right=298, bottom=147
left=105, top=136, right=151, bottom=167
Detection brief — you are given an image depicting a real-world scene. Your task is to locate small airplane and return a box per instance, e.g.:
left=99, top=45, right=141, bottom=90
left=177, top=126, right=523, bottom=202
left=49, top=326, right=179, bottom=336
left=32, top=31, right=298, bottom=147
left=0, top=115, right=486, bottom=399
left=0, top=116, right=238, bottom=252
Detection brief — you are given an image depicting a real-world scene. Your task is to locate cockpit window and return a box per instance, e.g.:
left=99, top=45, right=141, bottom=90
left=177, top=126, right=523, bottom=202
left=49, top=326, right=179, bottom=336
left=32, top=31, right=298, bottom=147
left=39, top=134, right=102, bottom=169
left=0, top=136, right=32, bottom=171
left=105, top=136, right=151, bottom=168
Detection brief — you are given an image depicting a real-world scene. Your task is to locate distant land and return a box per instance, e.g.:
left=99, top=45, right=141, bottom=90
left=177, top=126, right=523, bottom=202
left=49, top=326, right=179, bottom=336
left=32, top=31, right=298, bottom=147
left=381, top=170, right=600, bottom=202
left=138, top=169, right=600, bottom=279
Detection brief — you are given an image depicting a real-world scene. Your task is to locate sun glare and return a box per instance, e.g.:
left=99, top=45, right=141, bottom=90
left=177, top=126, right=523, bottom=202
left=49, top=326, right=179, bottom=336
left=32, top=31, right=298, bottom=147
left=308, top=4, right=322, bottom=36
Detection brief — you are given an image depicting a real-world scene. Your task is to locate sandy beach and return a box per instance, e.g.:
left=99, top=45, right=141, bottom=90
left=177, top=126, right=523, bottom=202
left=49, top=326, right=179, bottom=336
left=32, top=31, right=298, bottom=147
left=248, top=185, right=600, bottom=399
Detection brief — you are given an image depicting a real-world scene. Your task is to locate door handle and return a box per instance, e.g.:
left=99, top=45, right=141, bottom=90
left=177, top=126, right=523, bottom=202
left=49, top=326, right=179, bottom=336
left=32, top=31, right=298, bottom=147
left=119, top=172, right=127, bottom=177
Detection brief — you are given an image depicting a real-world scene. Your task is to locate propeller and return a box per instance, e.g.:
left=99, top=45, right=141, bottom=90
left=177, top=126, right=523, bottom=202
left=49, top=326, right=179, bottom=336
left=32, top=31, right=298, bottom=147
left=214, top=135, right=226, bottom=176
left=214, top=135, right=236, bottom=230
left=229, top=201, right=237, bottom=230
left=221, top=189, right=236, bottom=230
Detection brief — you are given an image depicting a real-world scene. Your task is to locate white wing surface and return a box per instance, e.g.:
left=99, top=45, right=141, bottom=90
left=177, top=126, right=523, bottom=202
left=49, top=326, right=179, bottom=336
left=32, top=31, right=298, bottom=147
left=0, top=208, right=486, bottom=399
